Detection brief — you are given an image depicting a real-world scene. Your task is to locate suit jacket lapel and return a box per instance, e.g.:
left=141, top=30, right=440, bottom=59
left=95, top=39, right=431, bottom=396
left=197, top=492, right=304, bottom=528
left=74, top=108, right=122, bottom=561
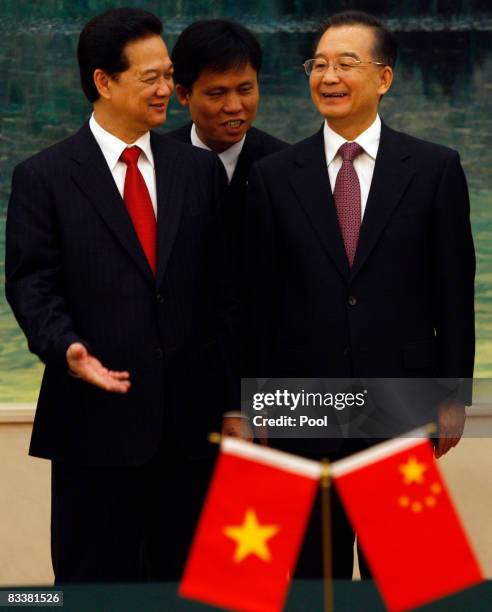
left=289, top=129, right=350, bottom=280
left=152, top=132, right=187, bottom=288
left=230, top=129, right=262, bottom=190
left=70, top=123, right=154, bottom=284
left=351, top=122, right=415, bottom=279
left=229, top=144, right=250, bottom=191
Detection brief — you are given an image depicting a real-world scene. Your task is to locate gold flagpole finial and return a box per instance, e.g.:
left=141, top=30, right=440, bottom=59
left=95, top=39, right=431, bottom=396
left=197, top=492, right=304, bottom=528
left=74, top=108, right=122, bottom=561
left=208, top=432, right=222, bottom=445
left=424, top=422, right=438, bottom=436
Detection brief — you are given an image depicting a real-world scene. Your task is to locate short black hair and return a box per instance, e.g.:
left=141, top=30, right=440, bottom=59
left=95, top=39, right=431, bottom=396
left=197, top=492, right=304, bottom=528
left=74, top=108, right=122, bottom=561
left=315, top=11, right=398, bottom=68
left=78, top=8, right=163, bottom=103
left=172, top=19, right=262, bottom=91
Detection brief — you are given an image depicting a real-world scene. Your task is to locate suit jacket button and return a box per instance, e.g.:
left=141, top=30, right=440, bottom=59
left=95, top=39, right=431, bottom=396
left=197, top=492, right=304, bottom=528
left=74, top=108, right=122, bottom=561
left=154, top=348, right=164, bottom=360
left=348, top=296, right=357, bottom=306
left=156, top=293, right=164, bottom=304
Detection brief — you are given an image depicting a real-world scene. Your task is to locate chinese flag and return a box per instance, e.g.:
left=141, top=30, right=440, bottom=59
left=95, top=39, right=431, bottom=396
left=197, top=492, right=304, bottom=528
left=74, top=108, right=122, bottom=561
left=331, top=433, right=483, bottom=612
left=179, top=437, right=321, bottom=612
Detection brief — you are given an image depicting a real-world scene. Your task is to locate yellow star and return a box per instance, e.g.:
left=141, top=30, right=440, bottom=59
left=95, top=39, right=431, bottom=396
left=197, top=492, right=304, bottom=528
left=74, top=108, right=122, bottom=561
left=398, top=496, right=410, bottom=507
left=430, top=482, right=442, bottom=495
left=399, top=456, right=427, bottom=485
left=223, top=509, right=280, bottom=563
left=425, top=496, right=437, bottom=508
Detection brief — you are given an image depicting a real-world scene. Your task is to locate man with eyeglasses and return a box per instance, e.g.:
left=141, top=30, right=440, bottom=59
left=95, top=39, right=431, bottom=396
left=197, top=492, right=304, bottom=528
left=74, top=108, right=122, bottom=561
left=242, top=10, right=475, bottom=578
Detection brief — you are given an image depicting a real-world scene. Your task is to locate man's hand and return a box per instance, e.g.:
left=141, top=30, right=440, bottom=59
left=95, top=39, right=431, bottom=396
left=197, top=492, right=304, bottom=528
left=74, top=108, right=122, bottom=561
left=66, top=342, right=131, bottom=393
left=221, top=414, right=254, bottom=442
left=435, top=400, right=466, bottom=459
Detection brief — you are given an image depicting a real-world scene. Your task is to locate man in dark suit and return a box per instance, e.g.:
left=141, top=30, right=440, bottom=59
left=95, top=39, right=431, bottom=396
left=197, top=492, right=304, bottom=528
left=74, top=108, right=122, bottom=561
left=5, top=8, right=237, bottom=583
left=242, top=11, right=475, bottom=577
left=166, top=20, right=288, bottom=438
left=166, top=20, right=287, bottom=242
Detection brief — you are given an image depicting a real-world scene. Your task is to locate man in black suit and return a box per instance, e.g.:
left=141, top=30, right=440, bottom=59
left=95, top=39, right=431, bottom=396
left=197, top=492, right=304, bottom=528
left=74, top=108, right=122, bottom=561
left=242, top=11, right=475, bottom=577
left=5, top=8, right=237, bottom=583
left=166, top=20, right=288, bottom=438
left=166, top=20, right=287, bottom=239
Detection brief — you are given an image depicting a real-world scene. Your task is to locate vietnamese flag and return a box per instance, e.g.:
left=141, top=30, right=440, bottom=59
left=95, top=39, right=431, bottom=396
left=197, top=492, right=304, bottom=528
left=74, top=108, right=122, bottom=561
left=179, top=437, right=321, bottom=612
left=331, top=431, right=483, bottom=611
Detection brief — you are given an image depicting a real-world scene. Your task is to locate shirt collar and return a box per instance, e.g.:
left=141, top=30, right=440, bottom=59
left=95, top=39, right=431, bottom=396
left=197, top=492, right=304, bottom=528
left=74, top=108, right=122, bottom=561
left=89, top=113, right=154, bottom=171
left=190, top=123, right=246, bottom=178
left=323, top=114, right=381, bottom=165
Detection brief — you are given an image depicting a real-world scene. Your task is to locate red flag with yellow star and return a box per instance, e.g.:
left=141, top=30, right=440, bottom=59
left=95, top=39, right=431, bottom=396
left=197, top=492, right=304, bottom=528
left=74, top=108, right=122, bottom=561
left=179, top=437, right=322, bottom=612
left=331, top=432, right=483, bottom=612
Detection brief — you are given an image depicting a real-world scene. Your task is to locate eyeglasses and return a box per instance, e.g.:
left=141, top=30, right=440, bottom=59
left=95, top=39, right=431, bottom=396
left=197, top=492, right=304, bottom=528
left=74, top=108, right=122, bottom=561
left=303, top=56, right=385, bottom=76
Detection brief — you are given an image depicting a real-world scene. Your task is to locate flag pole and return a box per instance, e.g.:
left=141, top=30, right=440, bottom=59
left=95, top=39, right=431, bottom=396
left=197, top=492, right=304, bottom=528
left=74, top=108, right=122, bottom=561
left=320, top=459, right=333, bottom=612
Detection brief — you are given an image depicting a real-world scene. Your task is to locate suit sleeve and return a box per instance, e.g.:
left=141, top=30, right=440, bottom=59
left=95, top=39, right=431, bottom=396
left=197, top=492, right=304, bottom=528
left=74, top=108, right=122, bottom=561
left=432, top=152, right=476, bottom=404
left=5, top=161, right=85, bottom=369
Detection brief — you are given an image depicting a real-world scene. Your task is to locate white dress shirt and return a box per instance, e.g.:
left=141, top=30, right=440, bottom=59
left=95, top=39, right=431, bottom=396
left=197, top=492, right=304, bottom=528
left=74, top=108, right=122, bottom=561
left=190, top=123, right=245, bottom=183
left=89, top=114, right=158, bottom=218
left=323, top=114, right=381, bottom=219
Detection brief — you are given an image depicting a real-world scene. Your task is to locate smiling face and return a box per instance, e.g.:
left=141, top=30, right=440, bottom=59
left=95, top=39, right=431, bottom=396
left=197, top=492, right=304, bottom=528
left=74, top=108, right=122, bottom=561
left=94, top=35, right=174, bottom=143
left=175, top=61, right=259, bottom=153
left=310, top=24, right=393, bottom=140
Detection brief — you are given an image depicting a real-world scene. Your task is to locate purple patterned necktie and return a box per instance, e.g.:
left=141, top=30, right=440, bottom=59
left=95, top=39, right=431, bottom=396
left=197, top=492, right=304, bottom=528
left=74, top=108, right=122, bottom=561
left=333, top=142, right=364, bottom=267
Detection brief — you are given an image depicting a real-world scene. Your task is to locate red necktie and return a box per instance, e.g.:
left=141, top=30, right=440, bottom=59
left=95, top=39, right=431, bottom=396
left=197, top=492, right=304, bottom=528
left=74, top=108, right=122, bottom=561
left=120, top=146, right=157, bottom=275
left=333, top=142, right=363, bottom=267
